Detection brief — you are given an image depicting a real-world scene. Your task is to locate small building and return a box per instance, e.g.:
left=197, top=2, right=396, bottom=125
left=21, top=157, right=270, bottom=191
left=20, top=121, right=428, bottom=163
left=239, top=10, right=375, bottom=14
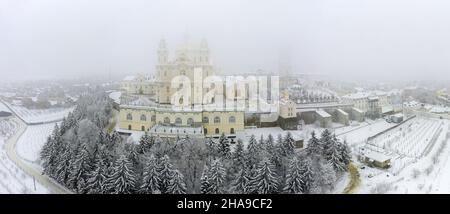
left=315, top=109, right=332, bottom=128
left=362, top=150, right=391, bottom=169
left=390, top=113, right=404, bottom=123
left=351, top=107, right=365, bottom=122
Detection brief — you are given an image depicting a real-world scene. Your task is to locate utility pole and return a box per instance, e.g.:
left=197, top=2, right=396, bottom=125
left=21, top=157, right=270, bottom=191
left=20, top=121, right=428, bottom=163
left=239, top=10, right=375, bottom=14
left=33, top=176, right=36, bottom=191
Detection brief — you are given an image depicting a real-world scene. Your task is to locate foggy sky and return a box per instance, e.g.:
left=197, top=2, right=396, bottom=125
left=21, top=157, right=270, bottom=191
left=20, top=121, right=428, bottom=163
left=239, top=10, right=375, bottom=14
left=1, top=0, right=450, bottom=83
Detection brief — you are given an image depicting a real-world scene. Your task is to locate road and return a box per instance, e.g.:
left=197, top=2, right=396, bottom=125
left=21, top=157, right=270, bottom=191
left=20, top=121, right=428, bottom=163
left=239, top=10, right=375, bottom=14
left=5, top=117, right=72, bottom=194
left=343, top=162, right=361, bottom=194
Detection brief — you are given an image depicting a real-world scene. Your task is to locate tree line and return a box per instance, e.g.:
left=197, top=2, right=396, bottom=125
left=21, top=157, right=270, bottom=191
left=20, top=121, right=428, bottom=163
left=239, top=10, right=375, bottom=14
left=40, top=92, right=351, bottom=194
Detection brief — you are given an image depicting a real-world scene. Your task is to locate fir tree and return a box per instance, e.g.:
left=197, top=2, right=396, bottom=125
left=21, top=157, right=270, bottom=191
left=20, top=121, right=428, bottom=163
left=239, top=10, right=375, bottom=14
left=246, top=135, right=260, bottom=168
left=340, top=141, right=351, bottom=168
left=298, top=158, right=314, bottom=194
left=85, top=153, right=108, bottom=194
left=319, top=129, right=332, bottom=154
left=205, top=137, right=218, bottom=160
left=105, top=155, right=137, bottom=194
left=217, top=133, right=231, bottom=159
left=200, top=166, right=210, bottom=194
left=67, top=143, right=92, bottom=193
left=231, top=168, right=249, bottom=194
left=306, top=131, right=321, bottom=156
left=157, top=155, right=175, bottom=194
left=232, top=139, right=246, bottom=174
left=325, top=135, right=346, bottom=172
left=247, top=158, right=279, bottom=194
left=167, top=169, right=187, bottom=194
left=205, top=159, right=227, bottom=194
left=282, top=132, right=296, bottom=157
left=140, top=154, right=160, bottom=194
left=283, top=157, right=304, bottom=194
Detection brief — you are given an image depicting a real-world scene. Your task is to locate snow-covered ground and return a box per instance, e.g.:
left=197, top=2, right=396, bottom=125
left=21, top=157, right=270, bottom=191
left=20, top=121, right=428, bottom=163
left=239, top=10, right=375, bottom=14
left=0, top=119, right=48, bottom=193
left=6, top=104, right=73, bottom=124
left=336, top=119, right=395, bottom=146
left=16, top=123, right=57, bottom=163
left=352, top=118, right=450, bottom=193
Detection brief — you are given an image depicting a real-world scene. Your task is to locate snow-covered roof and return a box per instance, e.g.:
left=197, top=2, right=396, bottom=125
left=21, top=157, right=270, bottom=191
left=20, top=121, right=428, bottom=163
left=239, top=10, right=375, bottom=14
left=382, top=106, right=394, bottom=114
left=128, top=97, right=156, bottom=106
left=316, top=109, right=331, bottom=118
left=352, top=107, right=364, bottom=113
left=431, top=106, right=450, bottom=113
left=364, top=150, right=391, bottom=162
left=336, top=109, right=348, bottom=116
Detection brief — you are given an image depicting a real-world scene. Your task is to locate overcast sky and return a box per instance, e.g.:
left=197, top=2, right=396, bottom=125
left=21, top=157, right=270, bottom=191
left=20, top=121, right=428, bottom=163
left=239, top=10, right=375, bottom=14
left=1, top=0, right=450, bottom=83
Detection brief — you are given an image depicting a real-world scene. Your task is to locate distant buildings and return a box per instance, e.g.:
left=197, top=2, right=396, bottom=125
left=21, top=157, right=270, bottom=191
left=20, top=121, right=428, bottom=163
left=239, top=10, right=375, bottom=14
left=342, top=90, right=402, bottom=119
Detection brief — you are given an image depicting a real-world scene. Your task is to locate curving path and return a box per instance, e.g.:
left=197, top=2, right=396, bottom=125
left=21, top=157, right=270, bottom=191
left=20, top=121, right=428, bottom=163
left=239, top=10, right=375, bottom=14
left=5, top=117, right=72, bottom=194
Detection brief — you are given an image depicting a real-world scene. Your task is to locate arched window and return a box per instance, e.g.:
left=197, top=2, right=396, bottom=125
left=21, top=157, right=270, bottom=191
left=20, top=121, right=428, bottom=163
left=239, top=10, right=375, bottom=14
left=126, top=113, right=133, bottom=120
left=187, top=118, right=194, bottom=126
left=214, top=116, right=221, bottom=124
left=215, top=128, right=220, bottom=134
left=151, top=115, right=156, bottom=122
left=128, top=125, right=132, bottom=130
left=164, top=117, right=170, bottom=124
left=203, top=116, right=209, bottom=123
left=141, top=126, right=145, bottom=131
left=229, top=116, right=236, bottom=123
left=204, top=128, right=208, bottom=134
left=230, top=128, right=235, bottom=134
left=140, top=114, right=147, bottom=121
left=175, top=118, right=182, bottom=125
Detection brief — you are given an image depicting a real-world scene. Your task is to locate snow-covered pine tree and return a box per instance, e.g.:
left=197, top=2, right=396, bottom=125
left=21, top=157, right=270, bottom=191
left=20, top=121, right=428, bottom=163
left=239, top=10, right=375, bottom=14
left=319, top=129, right=332, bottom=155
left=139, top=132, right=154, bottom=154
left=157, top=155, right=175, bottom=194
left=246, top=135, right=260, bottom=168
left=139, top=154, right=160, bottom=194
left=217, top=133, right=231, bottom=159
left=310, top=159, right=336, bottom=193
left=85, top=152, right=108, bottom=194
left=200, top=165, right=210, bottom=194
left=41, top=135, right=56, bottom=177
left=205, top=137, right=218, bottom=160
left=205, top=159, right=227, bottom=194
left=104, top=155, right=137, bottom=194
left=167, top=169, right=187, bottom=194
left=231, top=168, right=249, bottom=194
left=282, top=132, right=296, bottom=157
left=232, top=139, right=246, bottom=174
left=283, top=157, right=304, bottom=194
left=298, top=158, right=314, bottom=194
left=54, top=142, right=73, bottom=185
left=340, top=140, right=351, bottom=168
left=306, top=131, right=321, bottom=156
left=265, top=134, right=275, bottom=155
left=247, top=158, right=279, bottom=194
left=67, top=143, right=92, bottom=193
left=325, top=135, right=346, bottom=172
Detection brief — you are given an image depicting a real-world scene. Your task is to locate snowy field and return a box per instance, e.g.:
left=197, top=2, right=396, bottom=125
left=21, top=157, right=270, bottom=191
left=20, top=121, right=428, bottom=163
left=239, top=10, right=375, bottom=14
left=16, top=123, right=56, bottom=163
left=354, top=118, right=450, bottom=193
left=336, top=119, right=396, bottom=146
left=6, top=104, right=73, bottom=124
left=0, top=119, right=48, bottom=193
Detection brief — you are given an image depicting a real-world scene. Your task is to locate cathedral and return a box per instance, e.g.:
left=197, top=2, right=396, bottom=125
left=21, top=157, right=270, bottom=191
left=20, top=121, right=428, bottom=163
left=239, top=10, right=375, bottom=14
left=118, top=38, right=247, bottom=138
